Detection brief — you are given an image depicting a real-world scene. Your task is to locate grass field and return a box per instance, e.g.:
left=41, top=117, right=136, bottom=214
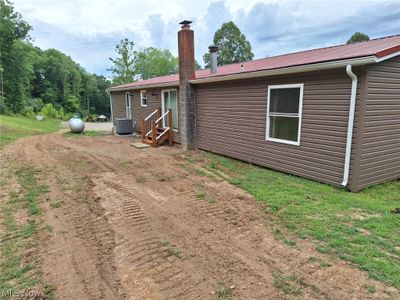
left=186, top=152, right=400, bottom=289
left=0, top=115, right=61, bottom=147
left=0, top=164, right=55, bottom=299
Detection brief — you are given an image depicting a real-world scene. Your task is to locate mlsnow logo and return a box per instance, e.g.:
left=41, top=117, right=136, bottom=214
left=1, top=289, right=44, bottom=299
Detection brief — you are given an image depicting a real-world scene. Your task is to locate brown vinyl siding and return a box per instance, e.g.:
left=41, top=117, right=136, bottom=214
left=355, top=56, right=400, bottom=189
left=195, top=69, right=364, bottom=187
left=111, top=87, right=181, bottom=143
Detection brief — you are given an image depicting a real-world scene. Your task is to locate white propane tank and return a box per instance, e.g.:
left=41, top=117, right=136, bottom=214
left=68, top=115, right=85, bottom=133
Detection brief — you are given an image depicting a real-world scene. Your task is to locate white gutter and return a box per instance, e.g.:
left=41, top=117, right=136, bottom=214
left=341, top=65, right=358, bottom=187
left=108, top=92, right=113, bottom=124
left=189, top=56, right=375, bottom=85
left=374, top=50, right=400, bottom=63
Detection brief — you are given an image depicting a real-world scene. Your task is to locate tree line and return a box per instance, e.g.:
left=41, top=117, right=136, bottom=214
left=108, top=20, right=370, bottom=86
left=2, top=0, right=370, bottom=120
left=107, top=21, right=255, bottom=84
left=0, top=0, right=111, bottom=120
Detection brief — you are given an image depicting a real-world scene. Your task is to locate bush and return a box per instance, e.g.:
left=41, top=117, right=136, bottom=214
left=84, top=113, right=98, bottom=122
left=39, top=103, right=59, bottom=119
left=57, top=107, right=72, bottom=121
left=38, top=103, right=71, bottom=120
left=26, top=98, right=45, bottom=113
left=65, top=95, right=80, bottom=113
left=22, top=106, right=36, bottom=118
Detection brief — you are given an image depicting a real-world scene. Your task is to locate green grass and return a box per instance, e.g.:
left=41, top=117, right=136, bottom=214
left=272, top=271, right=303, bottom=295
left=159, top=240, right=182, bottom=259
left=136, top=176, right=147, bottom=184
left=199, top=152, right=400, bottom=289
left=215, top=284, right=233, bottom=299
left=0, top=115, right=61, bottom=147
left=307, top=256, right=332, bottom=268
left=0, top=165, right=49, bottom=298
left=363, top=284, right=377, bottom=294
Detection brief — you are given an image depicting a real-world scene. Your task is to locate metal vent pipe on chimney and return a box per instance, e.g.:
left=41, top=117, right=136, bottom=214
left=208, top=45, right=218, bottom=74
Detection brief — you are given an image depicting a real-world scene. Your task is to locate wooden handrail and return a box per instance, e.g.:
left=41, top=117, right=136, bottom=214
left=140, top=118, right=146, bottom=139
left=145, top=109, right=158, bottom=121
left=168, top=109, right=173, bottom=146
left=157, top=107, right=162, bottom=128
left=156, top=127, right=170, bottom=140
left=155, top=111, right=169, bottom=124
left=151, top=120, right=157, bottom=147
left=141, top=107, right=173, bottom=148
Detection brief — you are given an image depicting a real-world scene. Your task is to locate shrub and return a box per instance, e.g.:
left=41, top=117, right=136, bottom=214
left=57, top=107, right=72, bottom=121
left=39, top=103, right=59, bottom=119
left=22, top=106, right=36, bottom=118
left=65, top=95, right=80, bottom=113
left=27, top=98, right=45, bottom=113
left=84, top=113, right=98, bottom=122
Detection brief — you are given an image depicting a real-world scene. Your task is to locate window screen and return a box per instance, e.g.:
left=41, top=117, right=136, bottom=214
left=267, top=85, right=303, bottom=144
left=141, top=90, right=147, bottom=106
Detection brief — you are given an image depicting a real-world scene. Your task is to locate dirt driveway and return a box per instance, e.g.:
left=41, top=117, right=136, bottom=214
left=1, top=133, right=398, bottom=299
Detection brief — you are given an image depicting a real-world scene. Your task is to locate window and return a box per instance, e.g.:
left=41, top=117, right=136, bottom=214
left=266, top=84, right=303, bottom=145
left=125, top=92, right=131, bottom=119
left=162, top=89, right=178, bottom=130
left=140, top=90, right=147, bottom=107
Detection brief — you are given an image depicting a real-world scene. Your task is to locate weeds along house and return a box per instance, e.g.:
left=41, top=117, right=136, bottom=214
left=108, top=21, right=400, bottom=192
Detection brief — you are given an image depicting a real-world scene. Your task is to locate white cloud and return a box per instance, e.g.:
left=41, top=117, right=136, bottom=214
left=13, top=0, right=400, bottom=75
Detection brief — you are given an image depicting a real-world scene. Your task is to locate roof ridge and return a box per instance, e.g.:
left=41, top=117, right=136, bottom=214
left=109, top=34, right=400, bottom=90
left=218, top=34, right=400, bottom=68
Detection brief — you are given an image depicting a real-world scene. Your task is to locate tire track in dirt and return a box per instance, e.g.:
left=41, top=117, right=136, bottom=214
left=93, top=174, right=212, bottom=299
left=3, top=132, right=399, bottom=299
left=94, top=172, right=288, bottom=299
left=6, top=134, right=124, bottom=300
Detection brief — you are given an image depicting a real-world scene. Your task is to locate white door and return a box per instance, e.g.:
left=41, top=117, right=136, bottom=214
left=161, top=90, right=178, bottom=130
left=125, top=92, right=132, bottom=119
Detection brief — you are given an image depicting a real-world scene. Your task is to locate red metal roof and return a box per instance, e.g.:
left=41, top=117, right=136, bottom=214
left=110, top=34, right=400, bottom=90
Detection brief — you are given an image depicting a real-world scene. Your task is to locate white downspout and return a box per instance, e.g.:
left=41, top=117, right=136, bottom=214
left=341, top=65, right=358, bottom=187
left=108, top=92, right=114, bottom=133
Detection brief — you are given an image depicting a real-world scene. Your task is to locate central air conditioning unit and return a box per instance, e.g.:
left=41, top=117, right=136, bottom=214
left=115, top=118, right=133, bottom=135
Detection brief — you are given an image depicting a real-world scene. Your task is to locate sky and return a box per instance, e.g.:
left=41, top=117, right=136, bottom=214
left=13, top=0, right=400, bottom=77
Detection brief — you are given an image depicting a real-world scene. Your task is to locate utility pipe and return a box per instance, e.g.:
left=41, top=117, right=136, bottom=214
left=108, top=91, right=113, bottom=124
left=341, top=65, right=358, bottom=187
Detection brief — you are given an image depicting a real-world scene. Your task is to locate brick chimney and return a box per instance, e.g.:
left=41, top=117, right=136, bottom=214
left=178, top=20, right=196, bottom=150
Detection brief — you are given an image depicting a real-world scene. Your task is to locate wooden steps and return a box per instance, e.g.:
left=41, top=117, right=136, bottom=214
left=140, top=108, right=174, bottom=148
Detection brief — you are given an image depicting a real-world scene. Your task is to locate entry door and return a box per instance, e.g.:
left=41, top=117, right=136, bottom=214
left=162, top=90, right=178, bottom=130
left=125, top=92, right=132, bottom=119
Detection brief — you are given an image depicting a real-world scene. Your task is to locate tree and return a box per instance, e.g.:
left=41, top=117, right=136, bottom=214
left=347, top=32, right=370, bottom=44
left=81, top=73, right=111, bottom=116
left=38, top=49, right=83, bottom=112
left=203, top=21, right=254, bottom=67
left=0, top=0, right=31, bottom=57
left=195, top=60, right=202, bottom=70
left=3, top=41, right=37, bottom=113
left=108, top=38, right=136, bottom=84
left=134, top=47, right=178, bottom=80
left=1, top=0, right=33, bottom=113
left=0, top=0, right=112, bottom=117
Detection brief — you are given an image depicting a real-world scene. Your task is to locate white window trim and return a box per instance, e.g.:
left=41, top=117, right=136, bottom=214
left=125, top=92, right=131, bottom=119
left=140, top=90, right=147, bottom=107
left=161, top=89, right=178, bottom=131
left=266, top=83, right=304, bottom=146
